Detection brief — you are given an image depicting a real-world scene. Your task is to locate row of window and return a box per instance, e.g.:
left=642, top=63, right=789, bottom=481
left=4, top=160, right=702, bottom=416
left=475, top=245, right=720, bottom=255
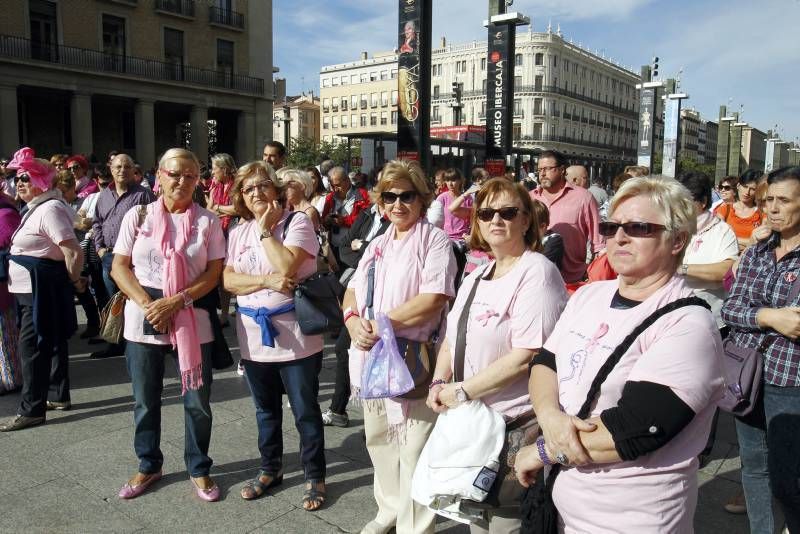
left=321, top=68, right=399, bottom=88
left=322, top=111, right=399, bottom=130
left=322, top=91, right=398, bottom=112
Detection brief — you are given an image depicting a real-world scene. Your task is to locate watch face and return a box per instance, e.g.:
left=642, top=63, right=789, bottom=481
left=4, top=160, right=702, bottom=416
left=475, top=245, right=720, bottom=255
left=456, top=387, right=466, bottom=402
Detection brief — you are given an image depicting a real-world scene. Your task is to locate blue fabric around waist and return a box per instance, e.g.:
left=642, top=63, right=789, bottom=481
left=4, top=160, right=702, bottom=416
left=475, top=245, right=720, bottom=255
left=238, top=302, right=295, bottom=347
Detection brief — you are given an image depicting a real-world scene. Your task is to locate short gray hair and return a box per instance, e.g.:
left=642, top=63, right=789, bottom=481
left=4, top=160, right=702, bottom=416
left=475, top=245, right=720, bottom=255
left=276, top=167, right=314, bottom=199
left=320, top=159, right=335, bottom=176
left=210, top=153, right=236, bottom=175
left=158, top=148, right=200, bottom=171
left=329, top=166, right=347, bottom=181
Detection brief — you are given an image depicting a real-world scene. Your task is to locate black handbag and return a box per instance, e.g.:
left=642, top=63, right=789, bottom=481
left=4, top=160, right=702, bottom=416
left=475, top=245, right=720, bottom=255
left=294, top=271, right=345, bottom=335
left=0, top=249, right=9, bottom=282
left=520, top=296, right=710, bottom=533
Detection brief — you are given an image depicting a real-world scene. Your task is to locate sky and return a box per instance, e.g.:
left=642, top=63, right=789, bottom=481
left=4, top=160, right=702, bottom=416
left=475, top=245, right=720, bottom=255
left=273, top=0, right=800, bottom=143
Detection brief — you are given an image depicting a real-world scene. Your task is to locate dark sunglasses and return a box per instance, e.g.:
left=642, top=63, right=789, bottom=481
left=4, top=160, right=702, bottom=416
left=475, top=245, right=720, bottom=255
left=719, top=185, right=733, bottom=191
left=599, top=221, right=667, bottom=238
left=16, top=174, right=30, bottom=183
left=381, top=190, right=418, bottom=204
left=476, top=206, right=521, bottom=222
left=68, top=165, right=82, bottom=172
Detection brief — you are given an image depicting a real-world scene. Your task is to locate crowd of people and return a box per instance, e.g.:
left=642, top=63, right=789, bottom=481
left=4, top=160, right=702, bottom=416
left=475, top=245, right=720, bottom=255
left=0, top=142, right=797, bottom=534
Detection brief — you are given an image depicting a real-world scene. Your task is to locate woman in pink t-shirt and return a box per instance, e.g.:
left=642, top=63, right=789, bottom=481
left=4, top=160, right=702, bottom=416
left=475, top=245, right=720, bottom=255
left=428, top=178, right=567, bottom=532
left=207, top=153, right=237, bottom=326
left=344, top=160, right=456, bottom=534
left=516, top=177, right=724, bottom=533
left=110, top=148, right=226, bottom=502
left=221, top=160, right=326, bottom=511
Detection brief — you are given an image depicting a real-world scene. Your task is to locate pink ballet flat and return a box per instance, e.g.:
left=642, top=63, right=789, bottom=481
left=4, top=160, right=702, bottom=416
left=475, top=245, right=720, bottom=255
left=190, top=477, right=221, bottom=502
left=118, top=471, right=162, bottom=499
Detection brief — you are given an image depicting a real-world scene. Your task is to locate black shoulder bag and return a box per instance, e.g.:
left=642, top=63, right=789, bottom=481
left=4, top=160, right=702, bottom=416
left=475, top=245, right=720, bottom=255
left=520, top=296, right=710, bottom=533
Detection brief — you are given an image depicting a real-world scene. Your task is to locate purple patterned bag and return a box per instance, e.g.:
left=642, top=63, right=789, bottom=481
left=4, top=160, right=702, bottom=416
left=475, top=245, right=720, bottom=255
left=360, top=313, right=415, bottom=399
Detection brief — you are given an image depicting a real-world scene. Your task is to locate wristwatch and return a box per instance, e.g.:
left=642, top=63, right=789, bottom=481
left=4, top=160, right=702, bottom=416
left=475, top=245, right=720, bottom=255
left=455, top=383, right=470, bottom=403
left=179, top=289, right=193, bottom=308
left=260, top=229, right=273, bottom=240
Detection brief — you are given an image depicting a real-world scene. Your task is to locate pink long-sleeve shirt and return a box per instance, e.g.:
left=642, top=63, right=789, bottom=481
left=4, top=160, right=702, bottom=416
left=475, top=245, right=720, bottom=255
left=531, top=183, right=604, bottom=283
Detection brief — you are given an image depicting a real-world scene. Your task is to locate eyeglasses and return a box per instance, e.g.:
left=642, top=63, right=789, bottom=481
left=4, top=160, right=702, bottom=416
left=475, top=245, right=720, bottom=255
left=537, top=166, right=560, bottom=174
left=476, top=206, right=521, bottom=222
left=719, top=185, right=733, bottom=191
left=68, top=165, right=82, bottom=172
left=111, top=165, right=133, bottom=172
left=16, top=174, right=30, bottom=183
left=598, top=221, right=667, bottom=238
left=242, top=181, right=273, bottom=196
left=381, top=190, right=418, bottom=204
left=161, top=169, right=198, bottom=183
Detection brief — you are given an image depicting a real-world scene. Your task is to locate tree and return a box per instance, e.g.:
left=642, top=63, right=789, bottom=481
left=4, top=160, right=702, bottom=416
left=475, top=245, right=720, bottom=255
left=285, top=138, right=360, bottom=169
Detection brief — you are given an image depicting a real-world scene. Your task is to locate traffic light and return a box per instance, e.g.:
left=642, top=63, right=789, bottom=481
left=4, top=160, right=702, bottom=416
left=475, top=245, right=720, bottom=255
left=451, top=81, right=461, bottom=100
left=652, top=56, right=659, bottom=78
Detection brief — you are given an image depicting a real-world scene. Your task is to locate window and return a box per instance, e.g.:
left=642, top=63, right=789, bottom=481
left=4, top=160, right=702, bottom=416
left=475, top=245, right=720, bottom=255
left=456, top=60, right=467, bottom=73
left=533, top=98, right=542, bottom=115
left=370, top=112, right=377, bottom=126
left=535, top=53, right=543, bottom=66
left=102, top=14, right=126, bottom=71
left=432, top=64, right=441, bottom=76
left=481, top=58, right=486, bottom=70
left=322, top=98, right=329, bottom=112
left=380, top=111, right=388, bottom=126
left=341, top=97, right=347, bottom=111
left=482, top=79, right=487, bottom=92
left=360, top=94, right=367, bottom=109
left=216, top=39, right=234, bottom=76
left=552, top=56, right=558, bottom=68
left=391, top=111, right=398, bottom=124
left=322, top=78, right=330, bottom=87
left=351, top=114, right=356, bottom=127
left=351, top=95, right=358, bottom=109
left=370, top=93, right=378, bottom=107
left=360, top=73, right=367, bottom=83
left=513, top=99, right=522, bottom=116
left=369, top=71, right=377, bottom=81
left=163, top=27, right=184, bottom=79
left=331, top=99, right=338, bottom=111
left=332, top=116, right=337, bottom=128
left=341, top=75, right=348, bottom=85
left=30, top=0, right=58, bottom=61
left=514, top=75, right=523, bottom=87
left=360, top=114, right=367, bottom=127
left=533, top=123, right=543, bottom=140
left=332, top=77, right=339, bottom=86
left=351, top=74, right=358, bottom=84
left=380, top=70, right=388, bottom=80
left=391, top=68, right=397, bottom=79
left=342, top=115, right=348, bottom=127
left=381, top=91, right=388, bottom=106
left=391, top=90, right=398, bottom=105
left=513, top=123, right=521, bottom=140
left=322, top=117, right=330, bottom=130
left=515, top=54, right=523, bottom=66
left=433, top=85, right=440, bottom=99
left=432, top=106, right=440, bottom=121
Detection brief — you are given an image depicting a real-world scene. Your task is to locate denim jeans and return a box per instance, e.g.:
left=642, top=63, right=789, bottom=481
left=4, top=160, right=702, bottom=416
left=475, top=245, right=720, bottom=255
left=125, top=341, right=214, bottom=477
left=737, top=384, right=800, bottom=534
left=101, top=253, right=117, bottom=300
left=242, top=352, right=326, bottom=481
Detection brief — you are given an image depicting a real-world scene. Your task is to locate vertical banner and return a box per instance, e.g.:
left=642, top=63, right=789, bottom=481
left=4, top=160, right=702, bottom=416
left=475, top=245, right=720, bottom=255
left=661, top=97, right=681, bottom=178
left=637, top=88, right=656, bottom=169
left=485, top=22, right=515, bottom=176
left=396, top=0, right=432, bottom=171
left=765, top=139, right=776, bottom=173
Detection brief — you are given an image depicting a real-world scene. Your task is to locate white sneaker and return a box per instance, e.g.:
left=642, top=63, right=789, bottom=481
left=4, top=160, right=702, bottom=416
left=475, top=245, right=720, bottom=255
left=237, top=362, right=245, bottom=376
left=321, top=409, right=349, bottom=427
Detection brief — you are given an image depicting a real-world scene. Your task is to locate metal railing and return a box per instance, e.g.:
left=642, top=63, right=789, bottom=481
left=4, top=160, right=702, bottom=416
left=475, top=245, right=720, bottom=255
left=209, top=6, right=244, bottom=29
left=155, top=0, right=195, bottom=17
left=0, top=34, right=264, bottom=95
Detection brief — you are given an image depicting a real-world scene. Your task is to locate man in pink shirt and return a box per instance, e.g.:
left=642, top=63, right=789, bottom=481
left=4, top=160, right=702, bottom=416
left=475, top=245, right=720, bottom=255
left=531, top=151, right=603, bottom=282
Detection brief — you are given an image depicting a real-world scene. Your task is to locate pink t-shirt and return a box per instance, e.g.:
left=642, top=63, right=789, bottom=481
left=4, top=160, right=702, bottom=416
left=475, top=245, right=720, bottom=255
left=446, top=251, right=567, bottom=418
left=226, top=214, right=322, bottom=362
left=8, top=199, right=76, bottom=294
left=114, top=203, right=226, bottom=345
left=437, top=191, right=472, bottom=241
left=544, top=277, right=724, bottom=533
left=350, top=219, right=456, bottom=341
left=531, top=184, right=604, bottom=283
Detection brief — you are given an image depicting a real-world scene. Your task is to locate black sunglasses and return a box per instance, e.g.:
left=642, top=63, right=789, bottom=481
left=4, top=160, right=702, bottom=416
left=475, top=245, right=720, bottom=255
left=476, top=206, right=521, bottom=222
left=16, top=174, right=30, bottom=183
left=381, top=190, right=418, bottom=204
left=719, top=185, right=733, bottom=191
left=599, top=221, right=667, bottom=238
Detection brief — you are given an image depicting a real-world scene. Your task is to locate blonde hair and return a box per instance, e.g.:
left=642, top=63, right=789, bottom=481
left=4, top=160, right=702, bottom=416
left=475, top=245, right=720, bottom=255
left=158, top=148, right=200, bottom=171
left=277, top=167, right=314, bottom=200
left=231, top=160, right=279, bottom=220
left=609, top=176, right=696, bottom=262
left=372, top=160, right=433, bottom=212
left=210, top=153, right=236, bottom=176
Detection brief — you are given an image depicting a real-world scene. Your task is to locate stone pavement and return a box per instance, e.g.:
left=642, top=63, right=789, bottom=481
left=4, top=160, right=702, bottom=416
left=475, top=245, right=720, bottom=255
left=0, top=314, right=752, bottom=534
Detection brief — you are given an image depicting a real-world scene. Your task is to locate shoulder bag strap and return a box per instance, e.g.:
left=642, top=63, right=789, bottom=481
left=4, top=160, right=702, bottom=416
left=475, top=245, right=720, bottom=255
left=282, top=210, right=299, bottom=240
left=10, top=197, right=57, bottom=243
left=453, top=265, right=489, bottom=382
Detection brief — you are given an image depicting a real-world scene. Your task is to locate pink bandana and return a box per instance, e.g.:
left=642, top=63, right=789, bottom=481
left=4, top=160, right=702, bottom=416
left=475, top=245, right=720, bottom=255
left=7, top=147, right=55, bottom=191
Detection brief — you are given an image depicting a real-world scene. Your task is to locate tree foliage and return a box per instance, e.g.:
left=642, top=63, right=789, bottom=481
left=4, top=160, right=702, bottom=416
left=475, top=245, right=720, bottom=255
left=286, top=138, right=360, bottom=169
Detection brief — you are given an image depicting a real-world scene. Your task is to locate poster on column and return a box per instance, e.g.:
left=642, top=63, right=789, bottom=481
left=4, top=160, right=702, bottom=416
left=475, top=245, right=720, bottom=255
left=662, top=97, right=680, bottom=178
left=765, top=140, right=776, bottom=173
left=396, top=0, right=431, bottom=165
left=637, top=88, right=655, bottom=169
left=485, top=22, right=514, bottom=174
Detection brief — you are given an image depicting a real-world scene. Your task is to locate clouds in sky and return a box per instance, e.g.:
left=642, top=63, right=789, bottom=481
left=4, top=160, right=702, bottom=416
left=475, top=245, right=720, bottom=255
left=274, top=0, right=800, bottom=142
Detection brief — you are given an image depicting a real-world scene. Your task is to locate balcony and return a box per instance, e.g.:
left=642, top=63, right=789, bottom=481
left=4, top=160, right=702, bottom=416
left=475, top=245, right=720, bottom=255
left=0, top=34, right=264, bottom=95
left=209, top=6, right=245, bottom=30
left=155, top=0, right=195, bottom=18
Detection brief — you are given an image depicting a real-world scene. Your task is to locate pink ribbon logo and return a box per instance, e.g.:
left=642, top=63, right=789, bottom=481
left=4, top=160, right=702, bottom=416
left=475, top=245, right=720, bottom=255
left=475, top=309, right=499, bottom=326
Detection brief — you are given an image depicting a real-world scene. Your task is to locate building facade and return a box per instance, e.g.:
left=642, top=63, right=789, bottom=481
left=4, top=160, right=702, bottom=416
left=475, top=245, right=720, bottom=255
left=320, top=29, right=641, bottom=175
left=679, top=108, right=718, bottom=165
left=272, top=92, right=321, bottom=148
left=0, top=0, right=274, bottom=167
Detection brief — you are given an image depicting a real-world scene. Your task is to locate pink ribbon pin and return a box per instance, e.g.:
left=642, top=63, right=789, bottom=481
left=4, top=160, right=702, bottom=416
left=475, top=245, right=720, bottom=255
left=475, top=309, right=499, bottom=326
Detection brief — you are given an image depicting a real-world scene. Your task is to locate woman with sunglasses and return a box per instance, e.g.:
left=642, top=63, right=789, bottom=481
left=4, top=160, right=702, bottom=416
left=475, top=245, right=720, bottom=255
left=515, top=176, right=724, bottom=532
left=714, top=170, right=764, bottom=252
left=222, top=161, right=327, bottom=511
left=427, top=178, right=567, bottom=532
left=714, top=176, right=738, bottom=210
left=343, top=159, right=456, bottom=534
left=0, top=148, right=84, bottom=431
left=111, top=148, right=226, bottom=501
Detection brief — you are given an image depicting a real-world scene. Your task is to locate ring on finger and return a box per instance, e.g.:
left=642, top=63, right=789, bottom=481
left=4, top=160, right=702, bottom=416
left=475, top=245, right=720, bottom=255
left=555, top=452, right=569, bottom=465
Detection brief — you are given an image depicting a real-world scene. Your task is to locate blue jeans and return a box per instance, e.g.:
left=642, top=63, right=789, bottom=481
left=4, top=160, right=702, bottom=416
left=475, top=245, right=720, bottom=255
left=737, top=384, right=800, bottom=534
left=242, top=353, right=326, bottom=481
left=125, top=341, right=214, bottom=477
left=101, top=253, right=117, bottom=300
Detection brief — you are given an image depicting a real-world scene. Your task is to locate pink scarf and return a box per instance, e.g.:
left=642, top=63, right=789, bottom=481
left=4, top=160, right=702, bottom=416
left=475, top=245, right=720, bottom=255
left=152, top=199, right=203, bottom=393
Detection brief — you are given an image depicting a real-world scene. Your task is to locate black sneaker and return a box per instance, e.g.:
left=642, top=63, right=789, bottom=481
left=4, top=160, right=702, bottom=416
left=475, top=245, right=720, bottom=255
left=321, top=409, right=349, bottom=428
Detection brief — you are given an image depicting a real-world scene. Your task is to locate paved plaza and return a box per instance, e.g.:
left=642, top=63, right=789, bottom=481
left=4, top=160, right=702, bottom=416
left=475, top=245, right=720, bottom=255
left=0, top=312, right=752, bottom=533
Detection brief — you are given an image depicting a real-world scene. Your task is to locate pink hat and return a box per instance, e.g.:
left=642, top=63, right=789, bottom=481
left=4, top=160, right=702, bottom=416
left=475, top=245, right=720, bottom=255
left=7, top=147, right=55, bottom=191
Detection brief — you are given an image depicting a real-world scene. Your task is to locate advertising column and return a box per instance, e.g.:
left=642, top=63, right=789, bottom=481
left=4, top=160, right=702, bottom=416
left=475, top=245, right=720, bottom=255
left=662, top=92, right=687, bottom=178
left=396, top=0, right=432, bottom=172
left=484, top=23, right=515, bottom=177
left=637, top=88, right=656, bottom=170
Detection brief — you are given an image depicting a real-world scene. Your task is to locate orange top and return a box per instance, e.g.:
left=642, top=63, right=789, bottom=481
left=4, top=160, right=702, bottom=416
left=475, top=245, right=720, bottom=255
left=713, top=203, right=764, bottom=239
